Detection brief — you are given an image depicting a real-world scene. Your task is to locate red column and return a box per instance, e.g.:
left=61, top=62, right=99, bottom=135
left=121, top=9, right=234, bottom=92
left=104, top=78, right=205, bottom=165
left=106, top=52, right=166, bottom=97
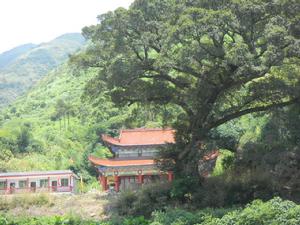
left=167, top=171, right=174, bottom=182
left=69, top=175, right=72, bottom=192
left=5, top=179, right=8, bottom=194
left=138, top=174, right=144, bottom=184
left=114, top=175, right=119, bottom=192
left=99, top=176, right=108, bottom=191
left=27, top=178, right=30, bottom=192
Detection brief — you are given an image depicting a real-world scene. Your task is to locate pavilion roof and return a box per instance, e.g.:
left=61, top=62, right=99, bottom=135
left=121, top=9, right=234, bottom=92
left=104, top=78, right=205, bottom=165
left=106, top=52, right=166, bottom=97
left=88, top=156, right=155, bottom=167
left=102, top=128, right=175, bottom=146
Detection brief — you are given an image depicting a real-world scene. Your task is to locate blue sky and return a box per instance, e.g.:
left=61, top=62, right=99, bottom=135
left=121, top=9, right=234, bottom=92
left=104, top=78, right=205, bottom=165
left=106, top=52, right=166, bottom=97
left=0, top=0, right=134, bottom=53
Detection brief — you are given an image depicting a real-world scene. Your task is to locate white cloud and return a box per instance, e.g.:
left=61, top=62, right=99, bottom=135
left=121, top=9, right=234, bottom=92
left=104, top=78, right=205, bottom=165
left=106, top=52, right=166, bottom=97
left=0, top=0, right=134, bottom=53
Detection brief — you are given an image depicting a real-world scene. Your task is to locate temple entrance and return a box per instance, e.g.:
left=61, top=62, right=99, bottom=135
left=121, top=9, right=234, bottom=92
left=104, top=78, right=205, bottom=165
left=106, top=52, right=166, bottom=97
left=119, top=176, right=139, bottom=191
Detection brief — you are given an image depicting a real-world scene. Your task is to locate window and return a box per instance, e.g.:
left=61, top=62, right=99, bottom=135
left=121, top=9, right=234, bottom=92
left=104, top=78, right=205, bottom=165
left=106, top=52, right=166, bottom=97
left=61, top=178, right=69, bottom=187
left=40, top=179, right=48, bottom=188
left=0, top=181, right=7, bottom=189
left=138, top=149, right=142, bottom=157
left=19, top=180, right=27, bottom=188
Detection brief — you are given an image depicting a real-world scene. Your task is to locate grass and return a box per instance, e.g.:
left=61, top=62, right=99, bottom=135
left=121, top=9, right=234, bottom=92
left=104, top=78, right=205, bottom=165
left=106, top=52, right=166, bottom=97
left=0, top=193, right=51, bottom=210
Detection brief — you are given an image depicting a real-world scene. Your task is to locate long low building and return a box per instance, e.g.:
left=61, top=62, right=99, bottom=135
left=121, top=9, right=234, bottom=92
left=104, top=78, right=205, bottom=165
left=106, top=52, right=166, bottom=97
left=0, top=170, right=77, bottom=194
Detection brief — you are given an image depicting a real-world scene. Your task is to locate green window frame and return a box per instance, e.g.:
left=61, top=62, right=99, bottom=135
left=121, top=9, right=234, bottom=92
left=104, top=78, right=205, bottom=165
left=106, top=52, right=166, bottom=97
left=61, top=178, right=69, bottom=187
left=40, top=179, right=48, bottom=188
left=19, top=180, right=27, bottom=188
left=0, top=181, right=7, bottom=189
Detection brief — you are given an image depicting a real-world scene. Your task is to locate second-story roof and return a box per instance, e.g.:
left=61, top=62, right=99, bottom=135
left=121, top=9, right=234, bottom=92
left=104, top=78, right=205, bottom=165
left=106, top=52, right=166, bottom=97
left=102, top=128, right=175, bottom=146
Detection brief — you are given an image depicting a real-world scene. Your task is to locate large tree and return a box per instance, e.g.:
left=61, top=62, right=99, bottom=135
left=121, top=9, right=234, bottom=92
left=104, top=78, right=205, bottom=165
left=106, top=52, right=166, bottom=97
left=73, top=0, right=300, bottom=177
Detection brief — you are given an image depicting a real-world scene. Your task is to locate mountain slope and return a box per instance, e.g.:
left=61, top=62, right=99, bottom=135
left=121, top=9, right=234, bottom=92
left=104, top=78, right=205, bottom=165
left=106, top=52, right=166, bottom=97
left=0, top=43, right=37, bottom=68
left=0, top=33, right=86, bottom=108
left=0, top=62, right=126, bottom=175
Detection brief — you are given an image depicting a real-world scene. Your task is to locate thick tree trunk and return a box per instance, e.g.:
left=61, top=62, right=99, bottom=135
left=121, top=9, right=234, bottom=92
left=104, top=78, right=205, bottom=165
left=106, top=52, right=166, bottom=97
left=174, top=124, right=208, bottom=180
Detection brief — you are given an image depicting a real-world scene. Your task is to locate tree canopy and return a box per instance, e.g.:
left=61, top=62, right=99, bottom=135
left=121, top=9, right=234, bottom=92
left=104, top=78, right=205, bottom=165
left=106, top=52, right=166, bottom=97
left=73, top=0, right=300, bottom=176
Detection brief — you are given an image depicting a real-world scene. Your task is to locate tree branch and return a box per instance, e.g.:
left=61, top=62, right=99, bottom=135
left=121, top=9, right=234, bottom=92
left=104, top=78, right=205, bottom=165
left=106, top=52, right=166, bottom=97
left=208, top=98, right=299, bottom=129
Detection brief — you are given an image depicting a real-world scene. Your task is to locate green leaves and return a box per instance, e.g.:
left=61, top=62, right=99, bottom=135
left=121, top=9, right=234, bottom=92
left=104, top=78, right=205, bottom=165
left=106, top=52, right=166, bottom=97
left=77, top=0, right=300, bottom=175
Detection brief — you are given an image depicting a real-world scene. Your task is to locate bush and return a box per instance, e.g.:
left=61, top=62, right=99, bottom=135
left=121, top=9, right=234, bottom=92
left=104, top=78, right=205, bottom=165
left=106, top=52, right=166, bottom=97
left=192, top=169, right=275, bottom=208
left=0, top=215, right=105, bottom=225
left=112, top=182, right=172, bottom=217
left=151, top=209, right=204, bottom=225
left=0, top=193, right=51, bottom=210
left=201, top=197, right=300, bottom=225
left=148, top=197, right=300, bottom=225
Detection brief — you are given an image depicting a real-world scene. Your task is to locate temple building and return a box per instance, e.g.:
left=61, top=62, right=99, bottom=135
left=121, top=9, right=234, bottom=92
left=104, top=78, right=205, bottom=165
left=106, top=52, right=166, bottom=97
left=88, top=128, right=174, bottom=192
left=88, top=128, right=219, bottom=192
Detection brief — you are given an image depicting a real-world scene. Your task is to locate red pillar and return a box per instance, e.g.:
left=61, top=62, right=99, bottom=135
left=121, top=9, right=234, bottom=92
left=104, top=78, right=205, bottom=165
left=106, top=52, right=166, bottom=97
left=5, top=179, right=8, bottom=194
left=48, top=176, right=50, bottom=192
left=138, top=174, right=144, bottom=184
left=99, top=176, right=108, bottom=191
left=27, top=178, right=30, bottom=192
left=167, top=171, right=174, bottom=182
left=69, top=175, right=72, bottom=192
left=114, top=175, right=119, bottom=192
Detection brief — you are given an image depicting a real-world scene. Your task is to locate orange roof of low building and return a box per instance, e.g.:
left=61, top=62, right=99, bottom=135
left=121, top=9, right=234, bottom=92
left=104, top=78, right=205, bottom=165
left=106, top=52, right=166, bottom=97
left=88, top=156, right=155, bottom=167
left=102, top=128, right=175, bottom=146
left=203, top=150, right=219, bottom=161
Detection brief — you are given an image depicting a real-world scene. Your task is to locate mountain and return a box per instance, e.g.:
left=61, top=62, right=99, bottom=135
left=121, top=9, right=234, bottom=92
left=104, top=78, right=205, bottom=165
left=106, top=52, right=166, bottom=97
left=0, top=43, right=37, bottom=68
left=0, top=60, right=168, bottom=173
left=0, top=61, right=130, bottom=174
left=0, top=33, right=86, bottom=109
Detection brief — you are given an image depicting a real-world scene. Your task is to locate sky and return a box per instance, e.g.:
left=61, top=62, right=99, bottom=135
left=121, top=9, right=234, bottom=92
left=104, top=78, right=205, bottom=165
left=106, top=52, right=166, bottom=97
left=0, top=0, right=134, bottom=54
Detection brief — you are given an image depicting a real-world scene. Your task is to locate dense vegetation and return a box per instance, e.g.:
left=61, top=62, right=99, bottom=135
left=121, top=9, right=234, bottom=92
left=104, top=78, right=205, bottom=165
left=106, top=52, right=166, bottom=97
left=1, top=197, right=300, bottom=224
left=0, top=33, right=85, bottom=108
left=0, top=43, right=37, bottom=68
left=0, top=61, right=174, bottom=184
left=0, top=0, right=299, bottom=223
left=75, top=0, right=300, bottom=178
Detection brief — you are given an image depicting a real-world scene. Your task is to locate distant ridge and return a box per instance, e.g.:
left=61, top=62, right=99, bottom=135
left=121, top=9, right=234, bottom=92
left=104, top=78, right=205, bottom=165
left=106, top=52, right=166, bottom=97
left=0, top=43, right=37, bottom=68
left=0, top=33, right=86, bottom=109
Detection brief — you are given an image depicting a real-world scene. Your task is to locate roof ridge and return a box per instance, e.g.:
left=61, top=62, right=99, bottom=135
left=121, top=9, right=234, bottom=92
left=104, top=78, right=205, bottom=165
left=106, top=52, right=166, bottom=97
left=121, top=127, right=174, bottom=132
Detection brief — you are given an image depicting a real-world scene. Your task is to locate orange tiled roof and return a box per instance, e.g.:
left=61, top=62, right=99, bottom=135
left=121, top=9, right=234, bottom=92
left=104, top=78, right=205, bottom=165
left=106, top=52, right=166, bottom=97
left=102, top=128, right=175, bottom=146
left=203, top=150, right=219, bottom=161
left=88, top=156, right=155, bottom=167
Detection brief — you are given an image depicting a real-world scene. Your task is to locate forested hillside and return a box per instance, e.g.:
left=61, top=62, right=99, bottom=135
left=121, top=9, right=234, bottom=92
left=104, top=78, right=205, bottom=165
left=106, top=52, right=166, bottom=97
left=0, top=33, right=85, bottom=108
left=0, top=59, right=176, bottom=183
left=0, top=0, right=300, bottom=223
left=0, top=43, right=37, bottom=68
left=0, top=64, right=110, bottom=175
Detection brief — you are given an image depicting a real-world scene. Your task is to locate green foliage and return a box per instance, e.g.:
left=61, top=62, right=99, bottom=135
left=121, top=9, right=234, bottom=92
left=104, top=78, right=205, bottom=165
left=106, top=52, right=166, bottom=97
left=0, top=33, right=85, bottom=109
left=123, top=216, right=149, bottom=225
left=200, top=197, right=300, bottom=225
left=113, top=197, right=300, bottom=225
left=78, top=0, right=300, bottom=176
left=113, top=182, right=172, bottom=218
left=151, top=209, right=204, bottom=225
left=0, top=193, right=51, bottom=210
left=212, top=149, right=235, bottom=176
left=0, top=214, right=104, bottom=225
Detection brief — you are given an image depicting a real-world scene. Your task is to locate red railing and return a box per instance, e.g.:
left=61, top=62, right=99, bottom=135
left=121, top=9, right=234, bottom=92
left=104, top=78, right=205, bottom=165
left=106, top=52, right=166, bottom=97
left=0, top=185, right=73, bottom=194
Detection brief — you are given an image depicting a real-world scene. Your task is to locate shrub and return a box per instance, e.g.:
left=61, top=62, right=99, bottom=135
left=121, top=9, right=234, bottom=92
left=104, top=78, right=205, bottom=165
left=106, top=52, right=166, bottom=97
left=112, top=182, right=172, bottom=217
left=201, top=197, right=300, bottom=225
left=151, top=209, right=204, bottom=225
left=0, top=215, right=104, bottom=225
left=0, top=193, right=51, bottom=210
left=148, top=197, right=300, bottom=225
